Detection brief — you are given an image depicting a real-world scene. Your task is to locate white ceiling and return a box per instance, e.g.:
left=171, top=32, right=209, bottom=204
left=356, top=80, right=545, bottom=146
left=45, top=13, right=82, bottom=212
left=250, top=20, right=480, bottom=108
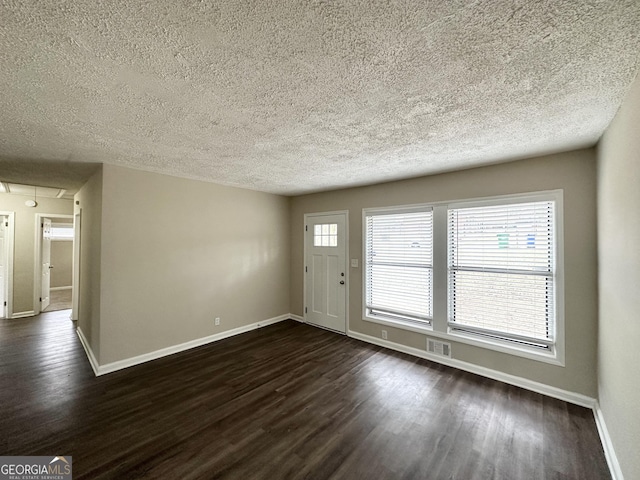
left=1, top=1, right=639, bottom=196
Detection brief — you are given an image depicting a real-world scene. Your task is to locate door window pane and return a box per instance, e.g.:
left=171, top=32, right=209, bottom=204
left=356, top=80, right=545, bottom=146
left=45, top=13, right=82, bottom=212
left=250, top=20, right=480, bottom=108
left=314, top=224, right=338, bottom=247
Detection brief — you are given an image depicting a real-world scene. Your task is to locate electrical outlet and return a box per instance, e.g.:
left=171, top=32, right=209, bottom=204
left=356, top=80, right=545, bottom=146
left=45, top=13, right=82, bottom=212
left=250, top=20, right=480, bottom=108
left=215, top=317, right=220, bottom=326
left=381, top=330, right=388, bottom=340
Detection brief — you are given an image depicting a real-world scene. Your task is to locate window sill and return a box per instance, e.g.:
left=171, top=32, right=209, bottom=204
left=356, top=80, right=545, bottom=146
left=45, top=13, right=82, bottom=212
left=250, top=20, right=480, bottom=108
left=363, top=315, right=433, bottom=335
left=363, top=315, right=564, bottom=366
left=444, top=329, right=564, bottom=366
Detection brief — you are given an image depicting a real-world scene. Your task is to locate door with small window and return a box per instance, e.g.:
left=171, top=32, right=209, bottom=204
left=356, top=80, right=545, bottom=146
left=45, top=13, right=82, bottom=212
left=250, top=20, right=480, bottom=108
left=305, top=213, right=347, bottom=333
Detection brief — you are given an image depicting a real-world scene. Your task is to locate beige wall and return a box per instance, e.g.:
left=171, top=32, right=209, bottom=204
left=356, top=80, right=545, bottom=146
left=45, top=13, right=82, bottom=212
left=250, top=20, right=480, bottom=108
left=75, top=167, right=103, bottom=360
left=50, top=240, right=73, bottom=288
left=0, top=193, right=73, bottom=314
left=97, top=164, right=291, bottom=364
left=597, top=74, right=640, bottom=479
left=291, top=150, right=598, bottom=397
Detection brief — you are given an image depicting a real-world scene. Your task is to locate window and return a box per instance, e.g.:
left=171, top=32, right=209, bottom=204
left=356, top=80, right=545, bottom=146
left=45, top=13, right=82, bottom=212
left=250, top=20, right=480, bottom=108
left=362, top=191, right=563, bottom=364
left=50, top=223, right=73, bottom=241
left=314, top=224, right=338, bottom=247
left=448, top=200, right=556, bottom=350
left=364, top=207, right=433, bottom=326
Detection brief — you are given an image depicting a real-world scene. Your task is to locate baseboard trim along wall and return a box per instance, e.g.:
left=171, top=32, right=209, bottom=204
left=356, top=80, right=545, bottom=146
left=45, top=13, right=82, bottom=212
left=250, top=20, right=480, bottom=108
left=50, top=286, right=72, bottom=291
left=76, top=327, right=100, bottom=377
left=346, top=330, right=629, bottom=478
left=347, top=330, right=596, bottom=408
left=12, top=311, right=35, bottom=319
left=78, top=314, right=292, bottom=376
left=594, top=404, right=625, bottom=480
left=74, top=314, right=621, bottom=478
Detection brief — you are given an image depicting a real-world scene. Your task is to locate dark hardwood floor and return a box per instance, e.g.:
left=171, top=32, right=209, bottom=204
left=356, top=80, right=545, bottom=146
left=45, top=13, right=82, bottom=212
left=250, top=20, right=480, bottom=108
left=0, top=311, right=610, bottom=479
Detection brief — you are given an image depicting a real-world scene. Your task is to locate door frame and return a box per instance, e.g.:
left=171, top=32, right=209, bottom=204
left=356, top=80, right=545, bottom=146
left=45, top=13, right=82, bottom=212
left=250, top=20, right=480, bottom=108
left=0, top=211, right=15, bottom=319
left=303, top=210, right=349, bottom=333
left=71, top=209, right=81, bottom=321
left=34, top=213, right=73, bottom=315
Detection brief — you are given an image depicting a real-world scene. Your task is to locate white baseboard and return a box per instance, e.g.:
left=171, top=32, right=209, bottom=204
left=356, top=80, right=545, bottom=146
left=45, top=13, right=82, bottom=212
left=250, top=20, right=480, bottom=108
left=72, top=315, right=621, bottom=478
left=76, top=327, right=100, bottom=377
left=90, top=314, right=292, bottom=376
left=347, top=330, right=622, bottom=478
left=347, top=330, right=596, bottom=409
left=50, top=286, right=72, bottom=291
left=594, top=403, right=625, bottom=480
left=12, top=310, right=35, bottom=319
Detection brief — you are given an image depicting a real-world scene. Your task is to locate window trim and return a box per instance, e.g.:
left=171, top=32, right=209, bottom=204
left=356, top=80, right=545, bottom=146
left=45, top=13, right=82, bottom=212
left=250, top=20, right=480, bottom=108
left=361, top=190, right=565, bottom=366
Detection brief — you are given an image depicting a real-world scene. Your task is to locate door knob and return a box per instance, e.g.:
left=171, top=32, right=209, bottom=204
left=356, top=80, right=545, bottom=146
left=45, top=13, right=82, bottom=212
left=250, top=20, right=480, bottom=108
left=340, top=280, right=345, bottom=285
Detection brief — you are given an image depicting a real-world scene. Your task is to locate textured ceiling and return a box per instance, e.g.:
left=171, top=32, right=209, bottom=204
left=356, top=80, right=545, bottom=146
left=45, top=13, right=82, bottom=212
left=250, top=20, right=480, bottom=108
left=1, top=1, right=639, bottom=195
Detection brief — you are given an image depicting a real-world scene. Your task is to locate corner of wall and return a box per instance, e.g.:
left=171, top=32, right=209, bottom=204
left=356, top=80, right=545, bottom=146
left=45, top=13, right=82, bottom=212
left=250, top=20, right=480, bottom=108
left=74, top=165, right=104, bottom=364
left=596, top=71, right=640, bottom=480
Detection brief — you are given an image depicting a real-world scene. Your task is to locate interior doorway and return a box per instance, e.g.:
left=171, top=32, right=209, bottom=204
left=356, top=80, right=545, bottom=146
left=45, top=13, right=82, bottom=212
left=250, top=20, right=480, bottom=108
left=0, top=212, right=15, bottom=319
left=71, top=209, right=81, bottom=321
left=35, top=214, right=74, bottom=315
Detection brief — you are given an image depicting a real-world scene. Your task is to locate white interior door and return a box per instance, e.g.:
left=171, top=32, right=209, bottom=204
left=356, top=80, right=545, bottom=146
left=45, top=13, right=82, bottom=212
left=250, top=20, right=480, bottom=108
left=0, top=216, right=6, bottom=318
left=41, top=218, right=52, bottom=311
left=305, top=213, right=347, bottom=333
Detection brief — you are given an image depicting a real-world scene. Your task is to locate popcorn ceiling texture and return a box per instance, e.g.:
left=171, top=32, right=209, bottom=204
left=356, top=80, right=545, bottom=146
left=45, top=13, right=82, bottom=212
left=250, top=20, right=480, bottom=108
left=0, top=0, right=639, bottom=195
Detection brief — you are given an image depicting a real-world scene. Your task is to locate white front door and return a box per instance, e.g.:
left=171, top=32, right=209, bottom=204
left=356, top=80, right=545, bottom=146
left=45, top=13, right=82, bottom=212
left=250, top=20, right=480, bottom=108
left=0, top=216, right=6, bottom=318
left=305, top=213, right=347, bottom=333
left=41, top=218, right=52, bottom=311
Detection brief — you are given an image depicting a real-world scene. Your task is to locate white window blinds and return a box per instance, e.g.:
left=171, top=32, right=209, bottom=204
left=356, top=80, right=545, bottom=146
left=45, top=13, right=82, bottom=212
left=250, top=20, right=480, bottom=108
left=365, top=209, right=433, bottom=324
left=448, top=201, right=555, bottom=347
left=50, top=224, right=73, bottom=241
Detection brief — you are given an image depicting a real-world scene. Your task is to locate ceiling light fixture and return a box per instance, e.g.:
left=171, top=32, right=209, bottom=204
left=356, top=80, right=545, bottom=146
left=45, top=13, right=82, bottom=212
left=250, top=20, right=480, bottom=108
left=25, top=186, right=38, bottom=207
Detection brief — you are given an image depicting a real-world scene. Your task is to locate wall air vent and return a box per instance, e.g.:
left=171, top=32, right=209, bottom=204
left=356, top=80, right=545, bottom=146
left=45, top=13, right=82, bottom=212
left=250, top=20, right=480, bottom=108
left=427, top=338, right=451, bottom=358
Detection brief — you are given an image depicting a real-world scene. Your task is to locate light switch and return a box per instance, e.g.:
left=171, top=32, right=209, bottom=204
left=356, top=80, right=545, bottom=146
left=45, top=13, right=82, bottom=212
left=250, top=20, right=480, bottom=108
left=350, top=259, right=359, bottom=268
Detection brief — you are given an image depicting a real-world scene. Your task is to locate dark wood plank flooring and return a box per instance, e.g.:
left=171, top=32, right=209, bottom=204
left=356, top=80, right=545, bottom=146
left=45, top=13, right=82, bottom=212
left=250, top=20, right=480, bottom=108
left=0, top=311, right=610, bottom=479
